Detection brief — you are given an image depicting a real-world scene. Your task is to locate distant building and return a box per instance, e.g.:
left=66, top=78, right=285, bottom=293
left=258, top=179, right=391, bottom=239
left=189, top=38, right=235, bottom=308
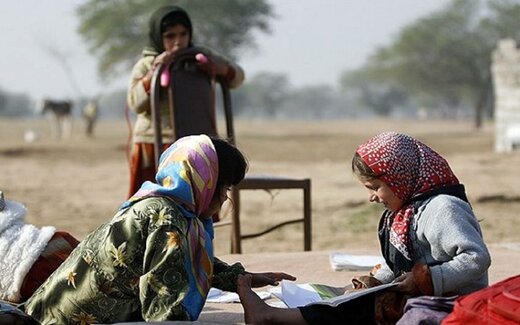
left=492, top=39, right=520, bottom=152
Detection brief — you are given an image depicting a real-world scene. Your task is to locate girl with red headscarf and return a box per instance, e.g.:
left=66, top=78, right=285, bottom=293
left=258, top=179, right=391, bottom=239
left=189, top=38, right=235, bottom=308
left=237, top=132, right=490, bottom=325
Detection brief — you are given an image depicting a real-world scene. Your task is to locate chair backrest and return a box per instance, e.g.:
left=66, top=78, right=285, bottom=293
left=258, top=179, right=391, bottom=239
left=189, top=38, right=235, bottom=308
left=171, top=68, right=216, bottom=139
left=150, top=47, right=236, bottom=168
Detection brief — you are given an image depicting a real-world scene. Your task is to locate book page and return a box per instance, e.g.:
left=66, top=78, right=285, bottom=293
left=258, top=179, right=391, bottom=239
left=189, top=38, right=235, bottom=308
left=280, top=282, right=323, bottom=308
left=309, top=283, right=346, bottom=299
left=271, top=281, right=346, bottom=308
left=312, top=282, right=398, bottom=307
left=273, top=281, right=398, bottom=308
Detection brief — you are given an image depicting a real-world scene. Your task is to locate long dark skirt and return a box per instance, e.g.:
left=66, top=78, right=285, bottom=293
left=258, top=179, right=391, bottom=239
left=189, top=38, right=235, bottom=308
left=298, top=294, right=377, bottom=325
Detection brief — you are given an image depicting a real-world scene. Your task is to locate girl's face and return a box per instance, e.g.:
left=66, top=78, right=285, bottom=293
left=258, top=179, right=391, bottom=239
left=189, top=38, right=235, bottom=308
left=162, top=24, right=190, bottom=53
left=360, top=178, right=403, bottom=212
left=200, top=185, right=230, bottom=219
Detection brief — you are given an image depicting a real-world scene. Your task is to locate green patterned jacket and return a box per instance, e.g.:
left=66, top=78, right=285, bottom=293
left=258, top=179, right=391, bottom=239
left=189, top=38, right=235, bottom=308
left=22, top=197, right=245, bottom=324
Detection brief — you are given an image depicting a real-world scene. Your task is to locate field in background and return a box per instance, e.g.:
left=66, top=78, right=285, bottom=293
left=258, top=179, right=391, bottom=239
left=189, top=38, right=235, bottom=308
left=1, top=118, right=519, bottom=255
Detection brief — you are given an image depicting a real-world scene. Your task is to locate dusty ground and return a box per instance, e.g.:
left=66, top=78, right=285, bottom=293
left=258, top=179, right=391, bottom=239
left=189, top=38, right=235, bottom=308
left=1, top=118, right=520, bottom=257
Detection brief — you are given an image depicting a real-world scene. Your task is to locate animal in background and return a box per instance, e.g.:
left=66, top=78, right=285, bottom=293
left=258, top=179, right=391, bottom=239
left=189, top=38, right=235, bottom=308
left=40, top=99, right=73, bottom=139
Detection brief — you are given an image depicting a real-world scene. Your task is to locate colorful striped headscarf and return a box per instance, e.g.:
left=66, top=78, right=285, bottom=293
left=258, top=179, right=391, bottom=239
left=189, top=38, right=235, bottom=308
left=356, top=132, right=459, bottom=262
left=120, top=134, right=218, bottom=320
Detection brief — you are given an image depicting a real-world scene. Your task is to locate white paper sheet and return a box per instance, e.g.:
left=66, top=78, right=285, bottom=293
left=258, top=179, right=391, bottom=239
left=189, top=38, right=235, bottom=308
left=206, top=287, right=271, bottom=303
left=329, top=252, right=385, bottom=271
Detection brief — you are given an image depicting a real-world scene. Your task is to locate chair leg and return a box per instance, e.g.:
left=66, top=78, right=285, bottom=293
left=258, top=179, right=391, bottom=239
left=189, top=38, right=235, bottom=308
left=303, top=181, right=312, bottom=251
left=231, top=188, right=242, bottom=254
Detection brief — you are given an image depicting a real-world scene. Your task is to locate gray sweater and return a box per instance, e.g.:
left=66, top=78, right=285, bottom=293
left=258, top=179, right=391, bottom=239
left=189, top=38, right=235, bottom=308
left=373, top=194, right=491, bottom=296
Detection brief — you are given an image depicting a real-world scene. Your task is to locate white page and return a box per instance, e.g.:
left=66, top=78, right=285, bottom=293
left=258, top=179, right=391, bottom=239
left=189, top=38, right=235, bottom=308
left=272, top=281, right=398, bottom=308
left=280, top=280, right=323, bottom=308
left=315, top=282, right=399, bottom=307
left=206, top=287, right=270, bottom=303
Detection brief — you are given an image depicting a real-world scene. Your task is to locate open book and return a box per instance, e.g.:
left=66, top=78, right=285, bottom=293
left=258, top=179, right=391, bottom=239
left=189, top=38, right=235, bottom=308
left=271, top=280, right=398, bottom=308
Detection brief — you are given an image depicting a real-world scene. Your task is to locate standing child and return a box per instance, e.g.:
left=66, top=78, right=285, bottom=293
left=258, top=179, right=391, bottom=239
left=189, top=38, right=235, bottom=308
left=127, top=5, right=244, bottom=198
left=237, top=131, right=491, bottom=325
left=82, top=97, right=99, bottom=137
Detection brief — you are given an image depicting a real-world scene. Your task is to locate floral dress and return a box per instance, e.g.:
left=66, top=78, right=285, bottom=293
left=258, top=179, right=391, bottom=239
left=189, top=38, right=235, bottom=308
left=21, top=197, right=245, bottom=324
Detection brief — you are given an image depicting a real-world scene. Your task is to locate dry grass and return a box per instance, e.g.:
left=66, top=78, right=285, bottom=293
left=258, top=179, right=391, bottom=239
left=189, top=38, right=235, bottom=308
left=2, top=118, right=519, bottom=255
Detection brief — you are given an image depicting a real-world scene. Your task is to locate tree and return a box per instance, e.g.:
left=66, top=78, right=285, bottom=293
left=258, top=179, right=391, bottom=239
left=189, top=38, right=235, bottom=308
left=357, top=0, right=520, bottom=128
left=280, top=85, right=341, bottom=119
left=233, top=72, right=290, bottom=118
left=340, top=69, right=411, bottom=117
left=0, top=88, right=33, bottom=117
left=76, top=0, right=274, bottom=80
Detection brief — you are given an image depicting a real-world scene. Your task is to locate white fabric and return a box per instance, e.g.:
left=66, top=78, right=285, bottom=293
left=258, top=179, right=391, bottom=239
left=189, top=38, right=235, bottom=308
left=0, top=200, right=55, bottom=302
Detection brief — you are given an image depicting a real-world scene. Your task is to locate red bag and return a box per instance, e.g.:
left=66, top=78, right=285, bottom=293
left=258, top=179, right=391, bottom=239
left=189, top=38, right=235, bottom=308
left=442, top=274, right=520, bottom=324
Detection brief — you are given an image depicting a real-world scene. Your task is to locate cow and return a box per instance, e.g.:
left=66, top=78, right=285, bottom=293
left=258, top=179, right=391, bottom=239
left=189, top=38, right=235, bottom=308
left=41, top=99, right=73, bottom=139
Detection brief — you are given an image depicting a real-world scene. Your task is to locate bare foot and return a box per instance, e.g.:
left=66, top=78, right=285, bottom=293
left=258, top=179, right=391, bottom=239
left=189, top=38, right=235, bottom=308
left=237, top=274, right=308, bottom=325
left=237, top=274, right=271, bottom=324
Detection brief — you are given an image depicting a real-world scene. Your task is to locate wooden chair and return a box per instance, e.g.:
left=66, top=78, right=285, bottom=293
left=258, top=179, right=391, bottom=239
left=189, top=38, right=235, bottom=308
left=150, top=47, right=312, bottom=253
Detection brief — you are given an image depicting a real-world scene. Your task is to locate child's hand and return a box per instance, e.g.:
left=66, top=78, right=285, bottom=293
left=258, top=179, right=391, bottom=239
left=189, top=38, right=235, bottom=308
left=247, top=272, right=297, bottom=287
left=391, top=264, right=433, bottom=296
left=196, top=53, right=229, bottom=77
left=153, top=50, right=175, bottom=68
left=392, top=272, right=419, bottom=295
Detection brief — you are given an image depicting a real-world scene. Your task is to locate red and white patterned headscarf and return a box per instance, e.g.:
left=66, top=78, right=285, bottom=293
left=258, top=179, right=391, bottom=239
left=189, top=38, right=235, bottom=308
left=356, top=132, right=459, bottom=260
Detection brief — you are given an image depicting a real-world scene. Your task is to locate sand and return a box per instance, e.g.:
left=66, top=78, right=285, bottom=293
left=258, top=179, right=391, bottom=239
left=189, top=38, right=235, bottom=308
left=2, top=117, right=519, bottom=323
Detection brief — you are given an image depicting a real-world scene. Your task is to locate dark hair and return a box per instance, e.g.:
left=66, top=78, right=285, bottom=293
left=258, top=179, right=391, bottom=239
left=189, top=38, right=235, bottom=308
left=162, top=11, right=192, bottom=35
left=211, top=137, right=248, bottom=193
left=148, top=6, right=193, bottom=52
left=352, top=152, right=378, bottom=181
